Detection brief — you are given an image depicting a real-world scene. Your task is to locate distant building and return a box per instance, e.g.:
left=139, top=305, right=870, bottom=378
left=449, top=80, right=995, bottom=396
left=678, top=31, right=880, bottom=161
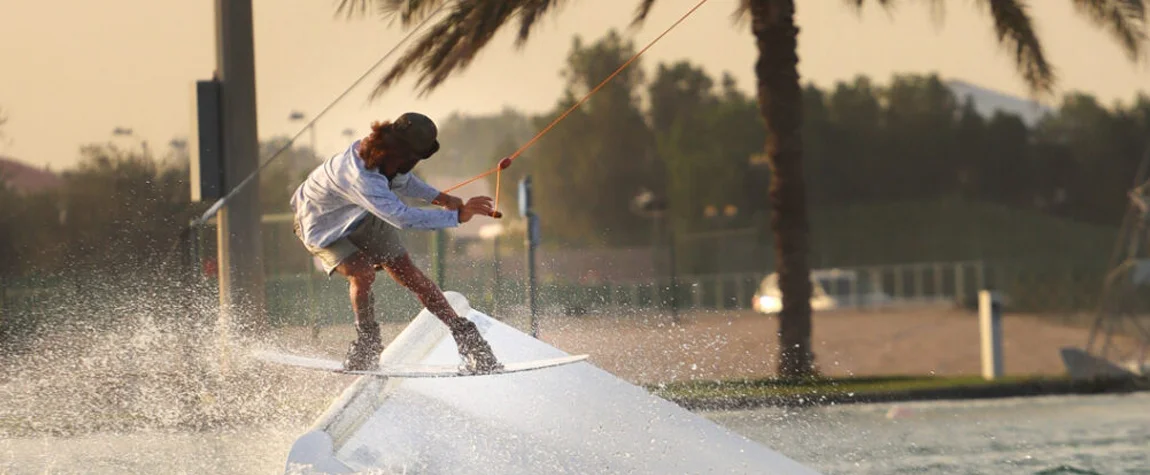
left=0, top=156, right=63, bottom=194
left=945, top=79, right=1054, bottom=127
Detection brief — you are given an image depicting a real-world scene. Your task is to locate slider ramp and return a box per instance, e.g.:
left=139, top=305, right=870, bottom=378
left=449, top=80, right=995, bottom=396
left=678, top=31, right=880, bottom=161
left=283, top=292, right=821, bottom=475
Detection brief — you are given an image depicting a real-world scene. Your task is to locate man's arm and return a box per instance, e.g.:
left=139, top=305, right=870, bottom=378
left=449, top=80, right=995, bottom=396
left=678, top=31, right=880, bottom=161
left=393, top=172, right=464, bottom=210
left=347, top=173, right=459, bottom=229
left=391, top=172, right=443, bottom=203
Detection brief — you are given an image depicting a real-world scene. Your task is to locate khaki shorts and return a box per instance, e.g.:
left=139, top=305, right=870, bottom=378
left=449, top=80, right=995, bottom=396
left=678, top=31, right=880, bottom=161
left=295, top=214, right=407, bottom=276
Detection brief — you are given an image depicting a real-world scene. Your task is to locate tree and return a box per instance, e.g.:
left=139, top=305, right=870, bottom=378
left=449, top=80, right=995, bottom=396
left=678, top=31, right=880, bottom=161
left=648, top=61, right=717, bottom=136
left=0, top=179, right=20, bottom=281
left=526, top=32, right=659, bottom=246
left=49, top=145, right=191, bottom=278
left=881, top=74, right=961, bottom=199
left=426, top=108, right=535, bottom=179
left=648, top=64, right=767, bottom=273
left=0, top=107, right=11, bottom=279
left=647, top=60, right=718, bottom=235
left=338, top=0, right=1148, bottom=378
left=823, top=76, right=884, bottom=203
left=1034, top=93, right=1146, bottom=223
left=258, top=136, right=323, bottom=214
left=1030, top=91, right=1150, bottom=223
left=953, top=96, right=988, bottom=200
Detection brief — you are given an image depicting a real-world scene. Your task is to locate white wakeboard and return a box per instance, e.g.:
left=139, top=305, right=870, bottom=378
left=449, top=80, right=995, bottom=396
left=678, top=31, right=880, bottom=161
left=252, top=349, right=589, bottom=378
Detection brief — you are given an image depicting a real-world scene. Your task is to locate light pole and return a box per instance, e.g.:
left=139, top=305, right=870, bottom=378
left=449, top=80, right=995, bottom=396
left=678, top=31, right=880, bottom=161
left=169, top=138, right=189, bottom=165
left=112, top=127, right=149, bottom=157
left=632, top=189, right=677, bottom=321
left=519, top=176, right=540, bottom=338
left=212, top=0, right=267, bottom=336
left=288, top=110, right=317, bottom=160
left=479, top=223, right=505, bottom=314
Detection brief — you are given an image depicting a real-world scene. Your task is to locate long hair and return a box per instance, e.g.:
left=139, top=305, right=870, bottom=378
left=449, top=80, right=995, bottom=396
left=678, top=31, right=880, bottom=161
left=358, top=121, right=407, bottom=170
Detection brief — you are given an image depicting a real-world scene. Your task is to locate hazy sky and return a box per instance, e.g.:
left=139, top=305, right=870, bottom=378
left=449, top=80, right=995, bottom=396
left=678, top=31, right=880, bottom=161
left=2, top=0, right=1148, bottom=170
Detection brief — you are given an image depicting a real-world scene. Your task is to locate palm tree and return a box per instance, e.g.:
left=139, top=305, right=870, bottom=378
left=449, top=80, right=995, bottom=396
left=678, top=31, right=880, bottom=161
left=338, top=0, right=1147, bottom=378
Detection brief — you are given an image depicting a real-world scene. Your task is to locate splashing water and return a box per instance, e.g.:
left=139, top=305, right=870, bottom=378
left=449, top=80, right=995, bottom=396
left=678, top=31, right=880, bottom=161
left=0, top=279, right=354, bottom=473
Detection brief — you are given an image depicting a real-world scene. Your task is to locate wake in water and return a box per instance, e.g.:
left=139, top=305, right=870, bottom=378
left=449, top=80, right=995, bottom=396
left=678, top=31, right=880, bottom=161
left=0, top=279, right=348, bottom=438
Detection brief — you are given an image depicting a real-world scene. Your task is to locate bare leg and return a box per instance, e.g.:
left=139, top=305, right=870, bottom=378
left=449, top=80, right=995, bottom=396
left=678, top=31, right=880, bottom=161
left=375, top=253, right=461, bottom=325
left=378, top=253, right=502, bottom=372
left=335, top=252, right=377, bottom=326
left=333, top=252, right=383, bottom=370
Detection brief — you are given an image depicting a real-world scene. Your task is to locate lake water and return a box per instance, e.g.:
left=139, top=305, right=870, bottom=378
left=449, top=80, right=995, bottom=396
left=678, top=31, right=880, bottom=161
left=709, top=392, right=1150, bottom=474
left=3, top=392, right=1147, bottom=474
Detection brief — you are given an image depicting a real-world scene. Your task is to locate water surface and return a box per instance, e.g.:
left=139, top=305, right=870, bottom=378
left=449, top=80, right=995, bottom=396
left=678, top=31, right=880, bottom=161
left=708, top=392, right=1150, bottom=474
left=3, top=392, right=1147, bottom=474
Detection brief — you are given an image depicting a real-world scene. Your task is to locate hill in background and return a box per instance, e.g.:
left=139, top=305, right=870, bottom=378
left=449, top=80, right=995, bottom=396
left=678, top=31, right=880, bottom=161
left=0, top=156, right=62, bottom=194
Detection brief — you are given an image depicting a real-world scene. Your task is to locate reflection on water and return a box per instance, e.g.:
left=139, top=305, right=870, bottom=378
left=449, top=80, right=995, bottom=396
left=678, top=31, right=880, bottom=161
left=706, top=392, right=1150, bottom=475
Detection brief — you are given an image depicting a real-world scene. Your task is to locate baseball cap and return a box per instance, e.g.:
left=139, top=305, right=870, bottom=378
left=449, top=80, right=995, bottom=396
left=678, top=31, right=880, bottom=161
left=391, top=112, right=440, bottom=159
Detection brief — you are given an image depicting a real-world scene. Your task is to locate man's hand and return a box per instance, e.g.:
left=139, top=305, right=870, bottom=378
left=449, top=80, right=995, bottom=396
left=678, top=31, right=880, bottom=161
left=457, top=196, right=495, bottom=223
left=433, top=192, right=464, bottom=211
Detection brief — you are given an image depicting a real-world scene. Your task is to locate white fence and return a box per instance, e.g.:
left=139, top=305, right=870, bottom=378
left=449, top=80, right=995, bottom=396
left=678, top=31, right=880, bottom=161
left=526, top=260, right=992, bottom=316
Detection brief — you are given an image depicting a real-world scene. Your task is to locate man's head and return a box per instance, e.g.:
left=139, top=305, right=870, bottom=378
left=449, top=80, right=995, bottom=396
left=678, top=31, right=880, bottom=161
left=359, top=112, right=440, bottom=176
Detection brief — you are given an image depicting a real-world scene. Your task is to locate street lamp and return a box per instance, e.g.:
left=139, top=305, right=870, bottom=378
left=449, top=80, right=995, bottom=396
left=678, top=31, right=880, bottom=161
left=168, top=138, right=189, bottom=165
left=479, top=223, right=506, bottom=314
left=288, top=110, right=317, bottom=160
left=703, top=203, right=739, bottom=224
left=111, top=127, right=149, bottom=156
left=723, top=204, right=738, bottom=219
left=631, top=188, right=678, bottom=320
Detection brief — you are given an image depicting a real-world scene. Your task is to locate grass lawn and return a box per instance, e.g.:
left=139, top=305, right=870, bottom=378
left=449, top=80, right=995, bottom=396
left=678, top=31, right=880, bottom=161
left=648, top=374, right=1149, bottom=410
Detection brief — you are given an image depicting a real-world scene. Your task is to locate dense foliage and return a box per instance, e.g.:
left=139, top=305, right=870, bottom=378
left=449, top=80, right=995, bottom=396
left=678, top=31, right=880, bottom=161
left=2, top=31, right=1148, bottom=281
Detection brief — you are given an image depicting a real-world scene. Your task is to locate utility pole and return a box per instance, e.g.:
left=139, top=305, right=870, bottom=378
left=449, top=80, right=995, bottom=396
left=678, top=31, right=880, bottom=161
left=214, top=0, right=266, bottom=334
left=431, top=229, right=447, bottom=288
left=520, top=176, right=539, bottom=338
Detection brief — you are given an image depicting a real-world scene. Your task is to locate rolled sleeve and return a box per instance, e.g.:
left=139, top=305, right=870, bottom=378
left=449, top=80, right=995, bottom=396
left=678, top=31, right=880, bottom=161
left=350, top=174, right=458, bottom=230
left=392, top=172, right=442, bottom=203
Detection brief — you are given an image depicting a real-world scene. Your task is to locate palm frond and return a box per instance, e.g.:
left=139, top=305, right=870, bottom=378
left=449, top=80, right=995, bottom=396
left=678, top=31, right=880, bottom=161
left=334, top=0, right=370, bottom=20
left=838, top=0, right=946, bottom=24
left=731, top=0, right=750, bottom=28
left=631, top=0, right=658, bottom=27
left=841, top=0, right=898, bottom=10
left=514, top=0, right=568, bottom=46
left=927, top=0, right=947, bottom=28
left=1069, top=0, right=1148, bottom=61
left=360, top=1, right=567, bottom=98
left=978, top=0, right=1056, bottom=96
left=837, top=0, right=900, bottom=26
left=336, top=0, right=451, bottom=26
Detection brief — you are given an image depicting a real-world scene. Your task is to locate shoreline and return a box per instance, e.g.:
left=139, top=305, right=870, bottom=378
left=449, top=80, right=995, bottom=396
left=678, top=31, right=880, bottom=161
left=654, top=375, right=1150, bottom=411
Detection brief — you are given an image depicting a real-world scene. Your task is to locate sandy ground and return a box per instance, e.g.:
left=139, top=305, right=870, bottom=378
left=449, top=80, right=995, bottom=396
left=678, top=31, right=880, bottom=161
left=274, top=304, right=1136, bottom=385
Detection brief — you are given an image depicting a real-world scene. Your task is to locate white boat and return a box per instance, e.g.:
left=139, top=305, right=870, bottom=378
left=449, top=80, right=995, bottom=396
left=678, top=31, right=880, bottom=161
left=280, top=292, right=821, bottom=474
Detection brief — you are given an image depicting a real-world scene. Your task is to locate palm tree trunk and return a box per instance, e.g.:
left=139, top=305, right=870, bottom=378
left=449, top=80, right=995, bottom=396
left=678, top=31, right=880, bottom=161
left=749, top=0, right=814, bottom=378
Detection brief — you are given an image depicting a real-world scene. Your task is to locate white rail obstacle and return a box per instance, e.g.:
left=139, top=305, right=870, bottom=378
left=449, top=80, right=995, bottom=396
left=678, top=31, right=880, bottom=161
left=278, top=292, right=820, bottom=474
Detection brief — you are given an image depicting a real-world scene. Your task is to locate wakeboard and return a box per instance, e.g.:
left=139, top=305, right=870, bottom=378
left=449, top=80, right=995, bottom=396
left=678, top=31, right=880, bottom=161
left=252, top=349, right=589, bottom=378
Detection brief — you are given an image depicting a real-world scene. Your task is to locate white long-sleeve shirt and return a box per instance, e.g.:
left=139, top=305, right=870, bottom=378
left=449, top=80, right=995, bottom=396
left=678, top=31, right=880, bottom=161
left=290, top=140, right=458, bottom=249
